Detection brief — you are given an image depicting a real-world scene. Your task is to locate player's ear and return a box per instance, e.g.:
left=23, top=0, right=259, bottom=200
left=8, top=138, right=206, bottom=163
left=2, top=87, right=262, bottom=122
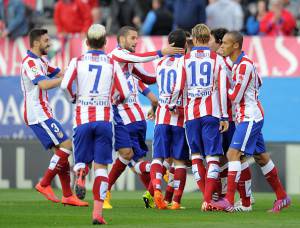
left=233, top=42, right=239, bottom=49
left=119, top=36, right=125, bottom=45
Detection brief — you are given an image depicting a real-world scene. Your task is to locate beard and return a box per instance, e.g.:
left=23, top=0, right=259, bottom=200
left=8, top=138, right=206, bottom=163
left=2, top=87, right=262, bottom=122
left=40, top=46, right=49, bottom=55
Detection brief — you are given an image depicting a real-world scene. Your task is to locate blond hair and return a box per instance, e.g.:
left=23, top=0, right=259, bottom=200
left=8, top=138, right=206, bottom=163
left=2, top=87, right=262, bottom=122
left=192, top=24, right=211, bottom=44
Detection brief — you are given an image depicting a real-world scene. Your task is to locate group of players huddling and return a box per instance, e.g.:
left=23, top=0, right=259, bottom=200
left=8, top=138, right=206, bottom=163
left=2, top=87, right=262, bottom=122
left=20, top=23, right=291, bottom=225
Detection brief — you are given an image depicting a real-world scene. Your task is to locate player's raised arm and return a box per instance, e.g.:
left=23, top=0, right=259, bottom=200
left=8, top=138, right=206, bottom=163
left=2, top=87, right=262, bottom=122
left=61, top=57, right=78, bottom=103
left=132, top=63, right=156, bottom=84
left=228, top=63, right=252, bottom=103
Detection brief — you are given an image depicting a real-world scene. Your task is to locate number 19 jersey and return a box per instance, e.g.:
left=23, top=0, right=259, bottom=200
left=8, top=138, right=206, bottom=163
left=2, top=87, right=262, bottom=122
left=155, top=55, right=185, bottom=127
left=170, top=47, right=228, bottom=122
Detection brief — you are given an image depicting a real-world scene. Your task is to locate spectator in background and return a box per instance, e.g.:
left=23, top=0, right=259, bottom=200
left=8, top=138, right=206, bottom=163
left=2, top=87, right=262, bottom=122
left=109, top=0, right=143, bottom=34
left=260, top=0, right=296, bottom=35
left=54, top=0, right=93, bottom=36
left=0, top=0, right=29, bottom=39
left=206, top=0, right=244, bottom=31
left=173, top=0, right=206, bottom=32
left=141, top=0, right=173, bottom=35
left=246, top=0, right=267, bottom=35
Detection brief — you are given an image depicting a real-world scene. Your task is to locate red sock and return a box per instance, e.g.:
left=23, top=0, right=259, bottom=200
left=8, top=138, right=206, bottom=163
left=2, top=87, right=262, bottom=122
left=150, top=160, right=163, bottom=191
left=108, top=157, right=129, bottom=191
left=219, top=165, right=228, bottom=198
left=191, top=155, right=206, bottom=194
left=261, top=160, right=287, bottom=200
left=147, top=180, right=154, bottom=196
left=135, top=161, right=151, bottom=174
left=226, top=161, right=241, bottom=205
left=93, top=169, right=108, bottom=218
left=55, top=149, right=73, bottom=197
left=164, top=166, right=175, bottom=203
left=204, top=160, right=220, bottom=203
left=139, top=173, right=151, bottom=189
left=40, top=148, right=69, bottom=187
left=173, top=166, right=187, bottom=204
left=162, top=160, right=170, bottom=175
left=237, top=162, right=252, bottom=207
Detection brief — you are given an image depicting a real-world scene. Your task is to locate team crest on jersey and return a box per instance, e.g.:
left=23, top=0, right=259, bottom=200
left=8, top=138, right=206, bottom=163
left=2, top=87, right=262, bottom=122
left=30, top=66, right=39, bottom=76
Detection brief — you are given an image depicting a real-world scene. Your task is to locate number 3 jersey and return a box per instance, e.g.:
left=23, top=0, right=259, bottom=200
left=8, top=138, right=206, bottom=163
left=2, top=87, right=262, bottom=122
left=169, top=47, right=228, bottom=122
left=61, top=50, right=131, bottom=128
left=155, top=55, right=185, bottom=127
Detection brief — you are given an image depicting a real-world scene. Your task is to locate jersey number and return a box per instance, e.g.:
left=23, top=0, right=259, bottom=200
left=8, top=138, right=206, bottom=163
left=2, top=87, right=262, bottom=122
left=89, top=64, right=103, bottom=94
left=158, top=69, right=177, bottom=94
left=188, top=61, right=212, bottom=87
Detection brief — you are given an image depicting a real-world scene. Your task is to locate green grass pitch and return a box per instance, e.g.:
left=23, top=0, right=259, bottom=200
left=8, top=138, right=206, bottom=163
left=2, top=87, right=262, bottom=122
left=0, top=190, right=299, bottom=227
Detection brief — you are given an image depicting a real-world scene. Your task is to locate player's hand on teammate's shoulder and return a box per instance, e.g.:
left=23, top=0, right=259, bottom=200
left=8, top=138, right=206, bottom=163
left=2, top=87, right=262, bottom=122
left=161, top=43, right=185, bottom=56
left=219, top=119, right=229, bottom=133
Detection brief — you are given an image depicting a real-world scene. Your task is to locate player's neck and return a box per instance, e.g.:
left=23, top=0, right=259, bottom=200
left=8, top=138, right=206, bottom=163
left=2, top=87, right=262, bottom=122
left=194, top=42, right=209, bottom=48
left=230, top=50, right=242, bottom=63
left=30, top=48, right=42, bottom=58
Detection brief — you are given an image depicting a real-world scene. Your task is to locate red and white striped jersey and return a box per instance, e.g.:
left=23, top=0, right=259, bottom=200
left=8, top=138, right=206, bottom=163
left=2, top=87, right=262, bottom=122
left=155, top=55, right=185, bottom=127
left=61, top=50, right=131, bottom=128
left=169, top=47, right=228, bottom=122
left=222, top=56, right=235, bottom=121
left=20, top=50, right=61, bottom=125
left=109, top=47, right=158, bottom=125
left=229, top=52, right=264, bottom=123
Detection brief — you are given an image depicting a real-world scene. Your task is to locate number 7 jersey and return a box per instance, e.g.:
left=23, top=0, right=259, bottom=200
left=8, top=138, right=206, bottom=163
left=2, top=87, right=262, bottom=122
left=61, top=50, right=131, bottom=128
left=169, top=47, right=228, bottom=122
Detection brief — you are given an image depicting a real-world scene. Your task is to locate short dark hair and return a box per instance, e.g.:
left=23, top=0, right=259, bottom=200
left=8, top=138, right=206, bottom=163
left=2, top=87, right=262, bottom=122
left=227, top=31, right=243, bottom=49
left=211, top=28, right=228, bottom=44
left=29, top=28, right=48, bottom=48
left=87, top=35, right=106, bottom=49
left=168, top=29, right=186, bottom=48
left=117, top=26, right=138, bottom=43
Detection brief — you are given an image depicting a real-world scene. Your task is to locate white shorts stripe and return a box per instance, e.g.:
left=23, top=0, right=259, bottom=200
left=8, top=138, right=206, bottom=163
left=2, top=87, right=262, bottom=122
left=40, top=121, right=59, bottom=146
left=241, top=121, right=253, bottom=151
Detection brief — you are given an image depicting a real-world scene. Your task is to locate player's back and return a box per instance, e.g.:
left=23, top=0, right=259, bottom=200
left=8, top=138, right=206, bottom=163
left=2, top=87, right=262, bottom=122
left=74, top=50, right=114, bottom=126
left=183, top=47, right=223, bottom=120
left=156, top=55, right=184, bottom=127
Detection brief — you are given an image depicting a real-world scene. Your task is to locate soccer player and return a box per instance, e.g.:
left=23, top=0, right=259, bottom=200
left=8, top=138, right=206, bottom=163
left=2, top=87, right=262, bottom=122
left=150, top=29, right=189, bottom=210
left=20, top=28, right=88, bottom=207
left=169, top=24, right=229, bottom=211
left=209, top=28, right=254, bottom=211
left=211, top=31, right=291, bottom=213
left=103, top=26, right=184, bottom=209
left=61, top=24, right=132, bottom=224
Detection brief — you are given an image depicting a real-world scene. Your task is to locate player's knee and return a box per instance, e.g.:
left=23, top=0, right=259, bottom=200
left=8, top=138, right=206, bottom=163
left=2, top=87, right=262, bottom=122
left=119, top=148, right=133, bottom=161
left=227, top=148, right=241, bottom=161
left=254, top=152, right=269, bottom=166
left=59, top=139, right=72, bottom=151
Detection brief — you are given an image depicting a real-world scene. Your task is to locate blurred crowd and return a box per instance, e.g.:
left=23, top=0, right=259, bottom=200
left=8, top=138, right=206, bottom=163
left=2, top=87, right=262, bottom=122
left=0, top=0, right=299, bottom=39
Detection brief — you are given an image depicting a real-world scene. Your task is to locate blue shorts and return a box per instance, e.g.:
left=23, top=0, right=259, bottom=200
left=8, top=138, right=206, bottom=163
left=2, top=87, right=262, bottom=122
left=73, top=121, right=113, bottom=165
left=113, top=105, right=132, bottom=150
left=230, top=120, right=266, bottom=155
left=222, top=121, right=236, bottom=153
left=185, top=116, right=223, bottom=157
left=153, top=124, right=189, bottom=160
left=29, top=118, right=68, bottom=150
left=126, top=121, right=148, bottom=162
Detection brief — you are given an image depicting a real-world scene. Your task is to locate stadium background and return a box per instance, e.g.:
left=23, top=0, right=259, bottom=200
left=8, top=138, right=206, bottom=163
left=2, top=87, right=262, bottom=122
left=0, top=35, right=299, bottom=195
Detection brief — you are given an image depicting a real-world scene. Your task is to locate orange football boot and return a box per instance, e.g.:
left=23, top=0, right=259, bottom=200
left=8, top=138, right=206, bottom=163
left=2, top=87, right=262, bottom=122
left=62, top=195, right=89, bottom=206
left=154, top=191, right=168, bottom=209
left=35, top=182, right=60, bottom=203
